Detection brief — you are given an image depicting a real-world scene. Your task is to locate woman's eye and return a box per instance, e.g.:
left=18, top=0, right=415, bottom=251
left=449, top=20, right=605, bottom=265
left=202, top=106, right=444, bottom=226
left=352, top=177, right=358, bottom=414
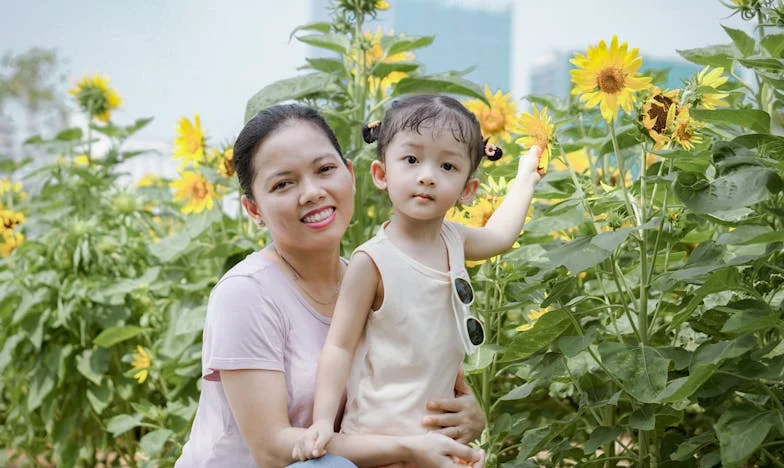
left=442, top=162, right=455, bottom=171
left=405, top=156, right=417, bottom=164
left=319, top=164, right=336, bottom=174
left=272, top=181, right=290, bottom=191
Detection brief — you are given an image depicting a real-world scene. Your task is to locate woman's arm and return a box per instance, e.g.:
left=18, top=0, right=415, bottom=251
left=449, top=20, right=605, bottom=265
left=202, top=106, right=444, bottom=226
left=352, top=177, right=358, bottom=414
left=221, top=368, right=481, bottom=467
left=460, top=146, right=542, bottom=261
left=296, top=253, right=380, bottom=459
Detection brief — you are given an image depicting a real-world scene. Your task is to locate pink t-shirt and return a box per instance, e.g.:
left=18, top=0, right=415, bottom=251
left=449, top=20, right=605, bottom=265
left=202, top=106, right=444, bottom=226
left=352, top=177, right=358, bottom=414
left=176, top=251, right=335, bottom=467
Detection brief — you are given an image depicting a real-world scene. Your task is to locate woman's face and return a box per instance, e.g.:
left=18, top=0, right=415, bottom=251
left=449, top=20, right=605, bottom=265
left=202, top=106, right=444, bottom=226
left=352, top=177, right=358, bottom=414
left=243, top=121, right=355, bottom=253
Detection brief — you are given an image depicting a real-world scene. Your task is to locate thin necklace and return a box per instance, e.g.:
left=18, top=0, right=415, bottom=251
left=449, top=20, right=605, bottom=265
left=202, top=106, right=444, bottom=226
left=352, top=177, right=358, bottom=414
left=273, top=246, right=341, bottom=306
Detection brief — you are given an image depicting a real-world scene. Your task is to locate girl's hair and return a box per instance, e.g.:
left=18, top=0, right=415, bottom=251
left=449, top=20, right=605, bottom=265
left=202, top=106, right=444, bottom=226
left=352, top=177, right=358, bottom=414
left=233, top=103, right=345, bottom=200
left=361, top=94, right=502, bottom=174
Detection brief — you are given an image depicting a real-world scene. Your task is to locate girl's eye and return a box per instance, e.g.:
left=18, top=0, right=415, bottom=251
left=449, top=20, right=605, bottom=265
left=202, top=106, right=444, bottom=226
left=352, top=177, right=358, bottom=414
left=442, top=162, right=456, bottom=171
left=405, top=156, right=417, bottom=164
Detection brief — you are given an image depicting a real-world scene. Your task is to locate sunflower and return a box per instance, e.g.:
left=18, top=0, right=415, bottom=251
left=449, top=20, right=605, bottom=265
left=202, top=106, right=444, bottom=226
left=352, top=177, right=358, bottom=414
left=170, top=171, right=218, bottom=214
left=640, top=87, right=680, bottom=150
left=68, top=74, right=122, bottom=123
left=693, top=66, right=730, bottom=110
left=73, top=154, right=90, bottom=167
left=211, top=146, right=235, bottom=178
left=570, top=35, right=652, bottom=122
left=671, top=106, right=703, bottom=150
left=1, top=210, right=25, bottom=231
left=357, top=28, right=414, bottom=93
left=137, top=173, right=164, bottom=188
left=375, top=0, right=390, bottom=10
left=464, top=86, right=521, bottom=143
left=173, top=114, right=206, bottom=168
left=0, top=230, right=23, bottom=257
left=515, top=104, right=555, bottom=172
left=130, top=345, right=151, bottom=384
left=516, top=307, right=550, bottom=332
left=551, top=148, right=591, bottom=174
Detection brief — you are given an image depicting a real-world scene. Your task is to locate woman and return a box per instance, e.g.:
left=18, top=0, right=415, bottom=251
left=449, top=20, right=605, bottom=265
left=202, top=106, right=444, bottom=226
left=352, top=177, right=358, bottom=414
left=175, top=104, right=485, bottom=468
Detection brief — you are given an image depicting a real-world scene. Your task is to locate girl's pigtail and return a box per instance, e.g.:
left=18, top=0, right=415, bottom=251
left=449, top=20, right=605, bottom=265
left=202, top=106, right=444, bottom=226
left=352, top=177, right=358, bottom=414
left=362, top=120, right=382, bottom=144
left=483, top=137, right=503, bottom=161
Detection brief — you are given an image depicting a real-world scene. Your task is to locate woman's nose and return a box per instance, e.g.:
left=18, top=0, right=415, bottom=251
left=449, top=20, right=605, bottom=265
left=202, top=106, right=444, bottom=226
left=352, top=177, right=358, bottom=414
left=299, top=177, right=326, bottom=204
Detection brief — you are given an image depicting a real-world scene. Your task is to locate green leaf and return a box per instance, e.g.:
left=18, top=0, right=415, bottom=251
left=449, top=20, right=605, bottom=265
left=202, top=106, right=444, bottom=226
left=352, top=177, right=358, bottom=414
left=106, top=414, right=143, bottom=436
left=544, top=237, right=613, bottom=274
left=94, top=325, right=144, bottom=348
left=677, top=44, right=737, bottom=69
left=463, top=345, right=498, bottom=373
left=732, top=133, right=784, bottom=151
left=76, top=348, right=109, bottom=386
left=385, top=35, right=434, bottom=57
left=691, top=108, right=771, bottom=133
left=86, top=379, right=113, bottom=415
left=598, top=343, right=670, bottom=403
left=288, top=21, right=330, bottom=41
left=671, top=432, right=716, bottom=461
left=296, top=33, right=350, bottom=54
left=658, top=367, right=715, bottom=403
left=54, top=128, right=83, bottom=142
left=305, top=57, right=345, bottom=74
left=737, top=57, right=784, bottom=71
left=517, top=426, right=551, bottom=460
left=393, top=75, right=487, bottom=102
left=12, top=288, right=47, bottom=325
left=630, top=405, right=655, bottom=430
left=506, top=309, right=569, bottom=360
left=0, top=335, right=23, bottom=374
left=715, top=409, right=776, bottom=465
left=583, top=427, right=623, bottom=455
left=371, top=61, right=419, bottom=78
left=760, top=33, right=784, bottom=58
left=722, top=26, right=756, bottom=57
left=499, top=380, right=539, bottom=401
left=140, top=428, right=173, bottom=457
left=557, top=331, right=595, bottom=358
left=715, top=225, right=775, bottom=245
left=149, top=230, right=192, bottom=263
left=691, top=335, right=756, bottom=370
left=27, top=368, right=55, bottom=412
left=244, top=73, right=338, bottom=122
left=599, top=126, right=644, bottom=155
left=174, top=304, right=206, bottom=336
left=673, top=166, right=781, bottom=214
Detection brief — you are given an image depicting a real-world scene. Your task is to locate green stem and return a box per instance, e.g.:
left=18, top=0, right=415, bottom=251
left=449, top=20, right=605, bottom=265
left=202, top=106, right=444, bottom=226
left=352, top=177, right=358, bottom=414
left=610, top=257, right=641, bottom=339
left=559, top=143, right=602, bottom=235
left=609, top=122, right=639, bottom=225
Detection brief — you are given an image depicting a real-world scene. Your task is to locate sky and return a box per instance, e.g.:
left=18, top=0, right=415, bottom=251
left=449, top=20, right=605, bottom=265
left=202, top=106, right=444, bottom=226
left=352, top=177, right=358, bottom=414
left=0, top=0, right=752, bottom=147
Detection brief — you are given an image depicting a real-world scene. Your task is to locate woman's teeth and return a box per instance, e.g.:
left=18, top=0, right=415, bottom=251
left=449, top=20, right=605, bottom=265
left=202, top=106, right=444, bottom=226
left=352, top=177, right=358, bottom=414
left=302, top=208, right=334, bottom=223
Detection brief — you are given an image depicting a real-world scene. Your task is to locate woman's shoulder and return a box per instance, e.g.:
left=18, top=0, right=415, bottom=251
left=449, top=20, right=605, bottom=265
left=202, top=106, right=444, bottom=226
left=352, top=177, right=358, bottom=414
left=211, top=251, right=281, bottom=298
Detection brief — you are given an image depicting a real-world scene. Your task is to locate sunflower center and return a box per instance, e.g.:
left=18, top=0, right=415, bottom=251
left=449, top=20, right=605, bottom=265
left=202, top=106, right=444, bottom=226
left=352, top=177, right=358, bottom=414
left=647, top=95, right=674, bottom=133
left=191, top=180, right=209, bottom=200
left=481, top=109, right=506, bottom=133
left=676, top=122, right=693, bottom=141
left=597, top=67, right=625, bottom=94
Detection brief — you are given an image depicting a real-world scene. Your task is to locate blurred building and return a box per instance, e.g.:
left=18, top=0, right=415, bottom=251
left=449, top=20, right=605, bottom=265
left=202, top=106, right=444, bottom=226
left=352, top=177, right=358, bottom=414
left=309, top=0, right=512, bottom=91
left=528, top=52, right=701, bottom=97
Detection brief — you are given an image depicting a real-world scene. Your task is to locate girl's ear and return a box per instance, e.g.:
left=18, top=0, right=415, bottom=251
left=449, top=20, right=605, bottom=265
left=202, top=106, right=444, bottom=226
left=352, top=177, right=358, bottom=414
left=459, top=177, right=480, bottom=204
left=370, top=160, right=388, bottom=191
left=241, top=195, right=265, bottom=227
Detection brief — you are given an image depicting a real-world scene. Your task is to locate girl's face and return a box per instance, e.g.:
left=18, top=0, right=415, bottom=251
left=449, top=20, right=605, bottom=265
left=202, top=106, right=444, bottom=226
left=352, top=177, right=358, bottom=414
left=242, top=121, right=355, bottom=253
left=371, top=126, right=478, bottom=223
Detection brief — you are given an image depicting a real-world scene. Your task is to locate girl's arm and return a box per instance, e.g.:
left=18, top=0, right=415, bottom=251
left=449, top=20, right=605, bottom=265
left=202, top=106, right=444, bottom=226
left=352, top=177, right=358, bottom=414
left=296, top=252, right=380, bottom=459
left=460, top=146, right=542, bottom=261
left=221, top=369, right=482, bottom=467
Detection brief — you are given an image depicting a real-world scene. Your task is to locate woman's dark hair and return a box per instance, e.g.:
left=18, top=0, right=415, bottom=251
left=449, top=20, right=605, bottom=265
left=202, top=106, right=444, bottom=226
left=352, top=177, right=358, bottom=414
left=233, top=104, right=345, bottom=200
left=362, top=94, right=490, bottom=174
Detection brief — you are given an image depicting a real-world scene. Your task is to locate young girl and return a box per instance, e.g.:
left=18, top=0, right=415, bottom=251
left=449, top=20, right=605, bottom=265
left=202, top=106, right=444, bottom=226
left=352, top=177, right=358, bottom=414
left=294, top=95, right=542, bottom=465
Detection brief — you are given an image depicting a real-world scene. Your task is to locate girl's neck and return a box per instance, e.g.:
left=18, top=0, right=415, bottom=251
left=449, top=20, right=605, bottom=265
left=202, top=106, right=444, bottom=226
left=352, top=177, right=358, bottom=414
left=385, top=213, right=444, bottom=246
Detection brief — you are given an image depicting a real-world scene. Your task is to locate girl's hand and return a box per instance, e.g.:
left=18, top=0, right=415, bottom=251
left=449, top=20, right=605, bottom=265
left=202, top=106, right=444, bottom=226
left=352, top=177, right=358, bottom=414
left=517, top=145, right=545, bottom=181
left=403, top=433, right=484, bottom=467
left=292, top=418, right=334, bottom=461
left=422, top=370, right=485, bottom=443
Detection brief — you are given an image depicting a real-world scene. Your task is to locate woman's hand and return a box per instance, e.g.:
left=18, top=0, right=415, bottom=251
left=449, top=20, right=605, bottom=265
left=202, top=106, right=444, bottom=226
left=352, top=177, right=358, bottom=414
left=422, top=370, right=486, bottom=443
left=403, top=433, right=484, bottom=467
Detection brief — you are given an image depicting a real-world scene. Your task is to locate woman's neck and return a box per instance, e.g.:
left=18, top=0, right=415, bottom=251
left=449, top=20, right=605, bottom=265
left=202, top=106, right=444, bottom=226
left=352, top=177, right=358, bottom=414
left=268, top=243, right=343, bottom=285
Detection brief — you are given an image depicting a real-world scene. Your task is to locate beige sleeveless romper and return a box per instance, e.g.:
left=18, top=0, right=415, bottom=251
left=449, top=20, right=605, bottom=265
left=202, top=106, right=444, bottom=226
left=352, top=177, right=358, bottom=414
left=340, top=222, right=466, bottom=436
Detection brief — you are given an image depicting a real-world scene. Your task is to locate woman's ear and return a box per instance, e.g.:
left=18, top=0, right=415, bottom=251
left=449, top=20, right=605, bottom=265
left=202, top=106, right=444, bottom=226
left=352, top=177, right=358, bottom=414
left=345, top=159, right=356, bottom=193
left=370, top=160, right=388, bottom=191
left=241, top=195, right=265, bottom=227
left=459, top=177, right=480, bottom=204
